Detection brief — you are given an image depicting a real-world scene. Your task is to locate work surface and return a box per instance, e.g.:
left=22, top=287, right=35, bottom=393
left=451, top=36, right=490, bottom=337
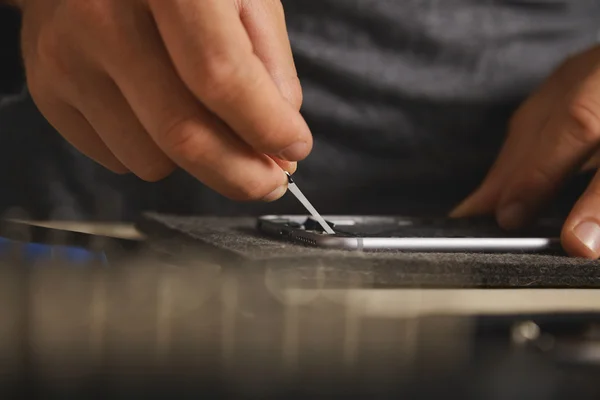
left=138, top=213, right=600, bottom=288
left=27, top=214, right=600, bottom=317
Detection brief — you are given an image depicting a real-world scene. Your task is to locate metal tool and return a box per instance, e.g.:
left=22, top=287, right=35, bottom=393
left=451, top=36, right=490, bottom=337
left=285, top=172, right=335, bottom=234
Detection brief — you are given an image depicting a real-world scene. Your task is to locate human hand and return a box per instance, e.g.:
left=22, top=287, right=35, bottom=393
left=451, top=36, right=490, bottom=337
left=18, top=0, right=311, bottom=202
left=451, top=45, right=600, bottom=258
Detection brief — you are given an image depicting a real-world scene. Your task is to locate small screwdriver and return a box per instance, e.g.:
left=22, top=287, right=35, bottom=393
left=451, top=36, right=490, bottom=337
left=284, top=172, right=335, bottom=234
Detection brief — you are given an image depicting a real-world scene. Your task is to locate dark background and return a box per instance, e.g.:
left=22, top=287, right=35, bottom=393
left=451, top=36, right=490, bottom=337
left=0, top=5, right=23, bottom=95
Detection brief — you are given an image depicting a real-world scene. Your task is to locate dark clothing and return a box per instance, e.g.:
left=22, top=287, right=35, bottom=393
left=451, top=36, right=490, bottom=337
left=1, top=1, right=599, bottom=220
left=0, top=6, right=22, bottom=94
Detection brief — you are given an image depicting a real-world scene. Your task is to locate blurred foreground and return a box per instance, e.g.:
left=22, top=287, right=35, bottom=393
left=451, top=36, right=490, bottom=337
left=0, top=239, right=599, bottom=399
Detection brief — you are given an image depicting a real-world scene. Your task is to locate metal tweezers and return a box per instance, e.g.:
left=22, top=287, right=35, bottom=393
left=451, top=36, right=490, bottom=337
left=285, top=172, right=335, bottom=234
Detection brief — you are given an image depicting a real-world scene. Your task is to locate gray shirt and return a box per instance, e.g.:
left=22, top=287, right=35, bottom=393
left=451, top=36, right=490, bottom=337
left=1, top=0, right=599, bottom=220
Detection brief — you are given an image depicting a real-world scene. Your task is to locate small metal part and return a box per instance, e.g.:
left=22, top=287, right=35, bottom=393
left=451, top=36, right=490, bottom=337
left=284, top=172, right=335, bottom=235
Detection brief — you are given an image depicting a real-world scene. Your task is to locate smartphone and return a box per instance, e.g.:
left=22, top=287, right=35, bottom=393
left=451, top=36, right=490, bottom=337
left=256, top=215, right=563, bottom=253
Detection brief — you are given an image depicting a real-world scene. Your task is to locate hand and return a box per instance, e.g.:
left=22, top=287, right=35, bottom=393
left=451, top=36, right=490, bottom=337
left=18, top=0, right=311, bottom=202
left=451, top=45, right=600, bottom=259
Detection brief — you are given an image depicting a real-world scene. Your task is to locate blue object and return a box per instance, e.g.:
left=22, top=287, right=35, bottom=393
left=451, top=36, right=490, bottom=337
left=0, top=237, right=108, bottom=266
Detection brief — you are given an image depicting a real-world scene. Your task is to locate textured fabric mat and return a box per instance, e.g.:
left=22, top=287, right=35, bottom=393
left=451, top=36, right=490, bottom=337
left=138, top=213, right=600, bottom=289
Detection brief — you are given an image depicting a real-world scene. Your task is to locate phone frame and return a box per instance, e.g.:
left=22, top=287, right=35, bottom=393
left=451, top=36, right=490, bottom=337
left=257, top=215, right=561, bottom=253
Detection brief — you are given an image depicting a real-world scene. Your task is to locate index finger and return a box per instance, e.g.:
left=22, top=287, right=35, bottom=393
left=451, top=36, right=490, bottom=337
left=148, top=0, right=313, bottom=161
left=495, top=72, right=600, bottom=229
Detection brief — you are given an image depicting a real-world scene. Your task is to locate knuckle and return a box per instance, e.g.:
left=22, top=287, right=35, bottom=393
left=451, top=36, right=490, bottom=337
left=64, top=0, right=114, bottom=28
left=35, top=28, right=71, bottom=79
left=567, top=98, right=600, bottom=144
left=159, top=116, right=209, bottom=161
left=516, top=167, right=561, bottom=199
left=63, top=0, right=122, bottom=48
left=509, top=167, right=558, bottom=201
left=160, top=118, right=196, bottom=154
left=201, top=54, right=249, bottom=103
left=34, top=1, right=118, bottom=79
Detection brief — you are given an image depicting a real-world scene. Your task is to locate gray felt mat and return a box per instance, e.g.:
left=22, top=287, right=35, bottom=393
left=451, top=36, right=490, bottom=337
left=138, top=213, right=600, bottom=289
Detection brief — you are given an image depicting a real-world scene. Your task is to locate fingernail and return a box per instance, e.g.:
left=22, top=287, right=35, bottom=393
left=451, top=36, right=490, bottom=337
left=573, top=220, right=600, bottom=256
left=262, top=185, right=288, bottom=202
left=497, top=202, right=527, bottom=230
left=286, top=161, right=298, bottom=175
left=279, top=142, right=308, bottom=161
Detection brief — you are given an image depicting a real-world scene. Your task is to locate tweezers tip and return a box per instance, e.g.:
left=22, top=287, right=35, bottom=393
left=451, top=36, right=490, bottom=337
left=285, top=171, right=294, bottom=184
